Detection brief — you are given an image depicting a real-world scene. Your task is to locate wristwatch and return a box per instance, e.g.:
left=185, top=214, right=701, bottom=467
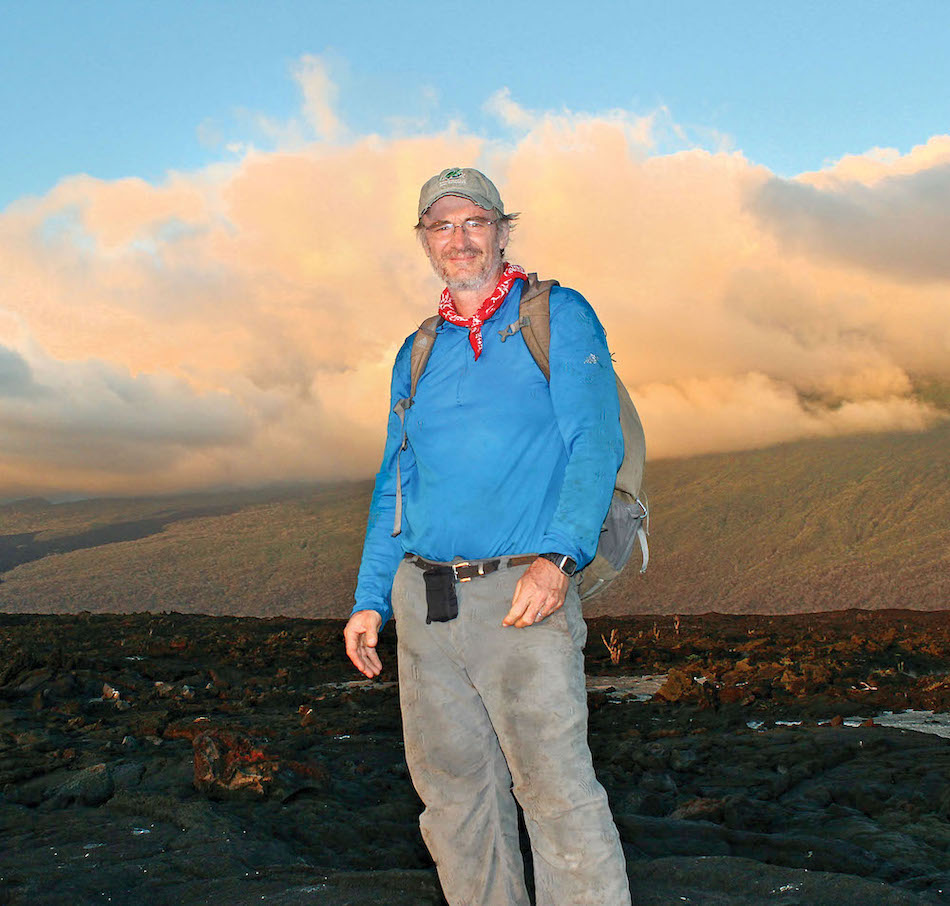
left=539, top=552, right=578, bottom=576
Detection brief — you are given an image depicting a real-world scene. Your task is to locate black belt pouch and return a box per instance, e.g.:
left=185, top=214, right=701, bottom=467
left=424, top=568, right=459, bottom=624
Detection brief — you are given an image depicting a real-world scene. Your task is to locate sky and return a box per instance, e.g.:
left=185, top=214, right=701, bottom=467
left=1, top=1, right=949, bottom=499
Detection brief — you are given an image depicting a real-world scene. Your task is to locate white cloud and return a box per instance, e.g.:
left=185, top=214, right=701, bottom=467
left=484, top=87, right=537, bottom=130
left=0, top=72, right=946, bottom=497
left=293, top=54, right=343, bottom=142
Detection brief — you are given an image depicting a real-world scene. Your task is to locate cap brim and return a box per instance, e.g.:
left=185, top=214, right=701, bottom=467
left=419, top=190, right=495, bottom=218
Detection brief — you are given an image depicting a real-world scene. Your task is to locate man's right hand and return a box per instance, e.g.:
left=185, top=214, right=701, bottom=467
left=344, top=610, right=383, bottom=678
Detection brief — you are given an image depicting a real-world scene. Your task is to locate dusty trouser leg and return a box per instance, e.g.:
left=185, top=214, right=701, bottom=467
left=462, top=566, right=632, bottom=906
left=391, top=561, right=531, bottom=906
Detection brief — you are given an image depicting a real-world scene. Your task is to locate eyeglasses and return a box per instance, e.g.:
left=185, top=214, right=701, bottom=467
left=424, top=217, right=498, bottom=238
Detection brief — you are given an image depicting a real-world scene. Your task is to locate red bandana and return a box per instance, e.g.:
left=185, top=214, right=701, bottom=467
left=438, top=263, right=527, bottom=360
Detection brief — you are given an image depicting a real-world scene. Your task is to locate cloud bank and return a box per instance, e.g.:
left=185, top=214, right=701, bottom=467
left=1, top=59, right=947, bottom=497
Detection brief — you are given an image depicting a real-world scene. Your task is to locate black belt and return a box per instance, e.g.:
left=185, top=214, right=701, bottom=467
left=404, top=553, right=536, bottom=582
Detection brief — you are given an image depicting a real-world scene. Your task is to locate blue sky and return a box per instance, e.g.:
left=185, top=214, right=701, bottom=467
left=3, top=1, right=950, bottom=497
left=2, top=0, right=949, bottom=208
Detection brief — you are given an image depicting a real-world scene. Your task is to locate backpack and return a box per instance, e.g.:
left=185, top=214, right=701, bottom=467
left=391, top=273, right=649, bottom=601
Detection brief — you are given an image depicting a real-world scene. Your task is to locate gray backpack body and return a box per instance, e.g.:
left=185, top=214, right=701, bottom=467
left=392, top=273, right=648, bottom=601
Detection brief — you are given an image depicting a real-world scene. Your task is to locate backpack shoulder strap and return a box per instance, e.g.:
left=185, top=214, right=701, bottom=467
left=408, top=314, right=443, bottom=398
left=392, top=314, right=443, bottom=537
left=518, top=272, right=559, bottom=382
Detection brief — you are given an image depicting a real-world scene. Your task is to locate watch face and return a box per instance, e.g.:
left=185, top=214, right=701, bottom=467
left=542, top=552, right=577, bottom=576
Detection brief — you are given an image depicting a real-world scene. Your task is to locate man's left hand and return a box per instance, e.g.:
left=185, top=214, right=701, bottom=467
left=503, top=556, right=570, bottom=628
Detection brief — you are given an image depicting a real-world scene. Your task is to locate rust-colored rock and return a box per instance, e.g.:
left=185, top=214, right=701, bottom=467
left=656, top=669, right=695, bottom=703
left=752, top=663, right=783, bottom=683
left=671, top=797, right=726, bottom=823
left=718, top=685, right=748, bottom=705
left=192, top=727, right=328, bottom=801
left=779, top=669, right=807, bottom=695
left=163, top=717, right=214, bottom=741
left=802, top=662, right=832, bottom=687
left=828, top=715, right=845, bottom=727
left=193, top=728, right=276, bottom=798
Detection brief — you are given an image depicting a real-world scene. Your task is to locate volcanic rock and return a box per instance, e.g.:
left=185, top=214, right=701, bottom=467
left=655, top=668, right=695, bottom=702
left=192, top=727, right=328, bottom=802
left=2, top=610, right=950, bottom=904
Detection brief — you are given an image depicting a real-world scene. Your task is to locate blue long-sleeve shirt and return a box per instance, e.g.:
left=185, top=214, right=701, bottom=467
left=352, top=279, right=623, bottom=625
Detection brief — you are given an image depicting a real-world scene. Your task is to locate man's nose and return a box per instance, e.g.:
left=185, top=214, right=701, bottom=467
left=446, top=224, right=472, bottom=249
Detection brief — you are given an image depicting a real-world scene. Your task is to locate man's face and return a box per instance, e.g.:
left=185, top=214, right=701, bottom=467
left=420, top=195, right=510, bottom=292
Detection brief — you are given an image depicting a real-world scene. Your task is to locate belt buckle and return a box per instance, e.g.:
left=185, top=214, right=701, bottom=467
left=453, top=560, right=485, bottom=582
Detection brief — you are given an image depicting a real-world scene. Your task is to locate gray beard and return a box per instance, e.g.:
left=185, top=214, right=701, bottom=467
left=445, top=271, right=493, bottom=292
left=427, top=246, right=505, bottom=293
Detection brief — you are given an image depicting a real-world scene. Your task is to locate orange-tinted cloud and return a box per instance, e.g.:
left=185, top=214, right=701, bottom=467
left=0, top=64, right=946, bottom=497
left=750, top=160, right=950, bottom=281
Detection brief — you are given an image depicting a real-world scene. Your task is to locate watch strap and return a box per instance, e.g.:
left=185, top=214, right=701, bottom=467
left=539, top=552, right=577, bottom=576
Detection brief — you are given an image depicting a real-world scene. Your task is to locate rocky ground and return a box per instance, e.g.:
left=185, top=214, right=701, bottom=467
left=2, top=609, right=950, bottom=905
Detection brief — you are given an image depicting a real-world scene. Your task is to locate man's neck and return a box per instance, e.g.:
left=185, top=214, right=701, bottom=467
left=449, top=265, right=506, bottom=318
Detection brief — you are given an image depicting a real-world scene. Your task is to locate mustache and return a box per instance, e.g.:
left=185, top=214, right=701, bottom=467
left=440, top=247, right=480, bottom=259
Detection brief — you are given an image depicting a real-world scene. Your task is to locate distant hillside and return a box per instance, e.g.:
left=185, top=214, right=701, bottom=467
left=1, top=423, right=947, bottom=617
left=600, top=420, right=949, bottom=616
left=0, top=484, right=370, bottom=618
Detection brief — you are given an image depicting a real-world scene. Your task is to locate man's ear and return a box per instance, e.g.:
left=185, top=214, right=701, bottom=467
left=496, top=219, right=510, bottom=253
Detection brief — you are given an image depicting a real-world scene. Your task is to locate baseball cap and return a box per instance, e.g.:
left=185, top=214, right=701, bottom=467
left=418, top=167, right=504, bottom=218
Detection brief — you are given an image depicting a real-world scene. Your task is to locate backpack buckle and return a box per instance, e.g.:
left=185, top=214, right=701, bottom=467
left=498, top=316, right=531, bottom=342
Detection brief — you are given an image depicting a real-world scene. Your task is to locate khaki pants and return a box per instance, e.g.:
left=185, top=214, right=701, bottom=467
left=392, top=559, right=632, bottom=906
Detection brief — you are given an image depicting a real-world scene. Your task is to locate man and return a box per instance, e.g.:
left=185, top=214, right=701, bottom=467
left=344, top=167, right=631, bottom=905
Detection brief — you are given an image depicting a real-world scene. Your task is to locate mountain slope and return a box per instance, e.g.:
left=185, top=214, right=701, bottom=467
left=600, top=420, right=949, bottom=615
left=1, top=423, right=947, bottom=617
